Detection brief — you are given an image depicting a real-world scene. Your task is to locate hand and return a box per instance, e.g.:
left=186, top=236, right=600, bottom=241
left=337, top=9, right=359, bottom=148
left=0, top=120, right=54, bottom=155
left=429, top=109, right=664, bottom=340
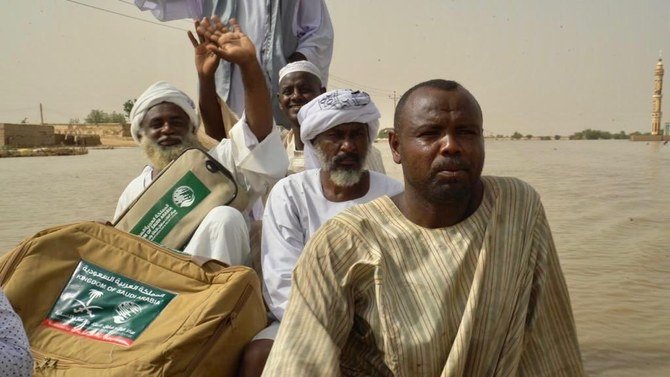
left=197, top=17, right=256, bottom=66
left=188, top=19, right=219, bottom=78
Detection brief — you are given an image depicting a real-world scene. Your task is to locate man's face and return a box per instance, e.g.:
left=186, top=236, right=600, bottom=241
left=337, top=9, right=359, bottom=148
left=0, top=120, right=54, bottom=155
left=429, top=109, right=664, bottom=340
left=277, top=72, right=323, bottom=126
left=139, top=102, right=200, bottom=170
left=313, top=122, right=370, bottom=187
left=390, top=86, right=484, bottom=203
left=140, top=102, right=192, bottom=146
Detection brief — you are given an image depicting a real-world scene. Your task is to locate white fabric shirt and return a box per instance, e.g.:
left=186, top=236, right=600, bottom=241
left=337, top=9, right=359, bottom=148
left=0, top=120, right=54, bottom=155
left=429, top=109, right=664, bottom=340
left=291, top=0, right=333, bottom=87
left=0, top=290, right=32, bottom=377
left=261, top=170, right=403, bottom=320
left=226, top=0, right=267, bottom=115
left=114, top=114, right=288, bottom=221
left=144, top=0, right=332, bottom=117
left=228, top=0, right=333, bottom=115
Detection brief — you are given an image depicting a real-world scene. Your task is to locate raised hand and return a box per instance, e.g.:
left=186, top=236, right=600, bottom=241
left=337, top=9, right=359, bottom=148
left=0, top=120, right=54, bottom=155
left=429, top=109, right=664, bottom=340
left=197, top=17, right=256, bottom=66
left=188, top=19, right=220, bottom=78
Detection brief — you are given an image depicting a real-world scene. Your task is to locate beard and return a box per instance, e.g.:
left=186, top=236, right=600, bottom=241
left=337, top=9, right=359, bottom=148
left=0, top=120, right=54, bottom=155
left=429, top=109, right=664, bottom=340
left=314, top=146, right=370, bottom=187
left=140, top=131, right=203, bottom=172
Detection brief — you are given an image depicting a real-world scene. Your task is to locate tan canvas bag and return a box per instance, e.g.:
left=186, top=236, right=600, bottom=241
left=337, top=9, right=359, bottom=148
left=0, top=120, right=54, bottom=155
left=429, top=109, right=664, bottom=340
left=113, top=147, right=248, bottom=250
left=0, top=222, right=266, bottom=376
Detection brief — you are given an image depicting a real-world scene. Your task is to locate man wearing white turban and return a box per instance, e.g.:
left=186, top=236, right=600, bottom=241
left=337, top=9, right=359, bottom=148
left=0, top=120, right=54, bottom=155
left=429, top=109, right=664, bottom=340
left=237, top=89, right=403, bottom=376
left=114, top=24, right=288, bottom=266
left=276, top=61, right=387, bottom=175
left=247, top=62, right=387, bottom=270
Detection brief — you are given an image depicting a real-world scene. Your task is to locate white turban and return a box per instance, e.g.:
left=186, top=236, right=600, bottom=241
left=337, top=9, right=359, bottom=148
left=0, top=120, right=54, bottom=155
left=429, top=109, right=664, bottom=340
left=278, top=61, right=323, bottom=85
left=298, top=89, right=380, bottom=169
left=129, top=81, right=200, bottom=143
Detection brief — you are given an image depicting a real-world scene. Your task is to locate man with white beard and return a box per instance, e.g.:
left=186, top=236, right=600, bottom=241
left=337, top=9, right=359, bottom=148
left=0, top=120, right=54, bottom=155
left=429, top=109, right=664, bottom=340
left=113, top=23, right=287, bottom=266
left=237, top=89, right=403, bottom=376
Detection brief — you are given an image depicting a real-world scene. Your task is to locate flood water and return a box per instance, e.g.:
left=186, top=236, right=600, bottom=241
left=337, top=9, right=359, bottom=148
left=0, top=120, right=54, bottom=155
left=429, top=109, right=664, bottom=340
left=1, top=140, right=668, bottom=376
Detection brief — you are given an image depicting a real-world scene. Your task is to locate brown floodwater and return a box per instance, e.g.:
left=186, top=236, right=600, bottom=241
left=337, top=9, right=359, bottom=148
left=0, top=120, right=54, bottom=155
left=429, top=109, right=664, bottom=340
left=1, top=140, right=668, bottom=376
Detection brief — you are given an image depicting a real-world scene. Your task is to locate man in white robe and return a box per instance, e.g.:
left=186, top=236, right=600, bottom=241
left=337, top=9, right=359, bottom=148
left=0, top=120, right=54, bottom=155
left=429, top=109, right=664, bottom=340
left=263, top=80, right=585, bottom=376
left=114, top=24, right=287, bottom=266
left=238, top=89, right=403, bottom=376
left=243, top=61, right=387, bottom=281
left=134, top=0, right=334, bottom=127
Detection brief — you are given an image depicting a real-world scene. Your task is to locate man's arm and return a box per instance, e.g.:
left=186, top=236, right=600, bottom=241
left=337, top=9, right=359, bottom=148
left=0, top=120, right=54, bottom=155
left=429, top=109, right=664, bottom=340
left=201, top=17, right=273, bottom=141
left=261, top=181, right=307, bottom=321
left=189, top=19, right=226, bottom=140
left=290, top=0, right=334, bottom=85
left=263, top=220, right=355, bottom=376
left=518, top=204, right=585, bottom=376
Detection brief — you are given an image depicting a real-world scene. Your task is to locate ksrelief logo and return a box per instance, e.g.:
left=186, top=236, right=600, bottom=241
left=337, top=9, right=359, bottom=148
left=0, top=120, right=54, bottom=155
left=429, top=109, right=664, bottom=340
left=113, top=302, right=143, bottom=324
left=131, top=171, right=210, bottom=244
left=172, top=186, right=195, bottom=208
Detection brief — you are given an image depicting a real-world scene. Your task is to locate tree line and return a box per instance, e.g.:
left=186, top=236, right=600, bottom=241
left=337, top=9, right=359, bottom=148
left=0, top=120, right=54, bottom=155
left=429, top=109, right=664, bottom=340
left=567, top=129, right=630, bottom=140
left=71, top=99, right=136, bottom=125
left=504, top=129, right=645, bottom=140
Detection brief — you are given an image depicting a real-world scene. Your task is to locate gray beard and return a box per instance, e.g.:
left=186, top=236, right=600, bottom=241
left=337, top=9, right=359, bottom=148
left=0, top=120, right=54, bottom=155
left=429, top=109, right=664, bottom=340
left=330, top=169, right=364, bottom=187
left=314, top=146, right=370, bottom=188
left=140, top=131, right=203, bottom=172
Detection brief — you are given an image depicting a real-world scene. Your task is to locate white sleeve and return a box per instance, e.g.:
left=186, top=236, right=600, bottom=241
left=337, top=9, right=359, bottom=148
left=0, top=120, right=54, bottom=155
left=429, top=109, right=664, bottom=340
left=113, top=174, right=147, bottom=222
left=261, top=179, right=306, bottom=321
left=113, top=184, right=136, bottom=222
left=133, top=0, right=205, bottom=21
left=0, top=291, right=32, bottom=377
left=293, top=0, right=334, bottom=86
left=113, top=197, right=127, bottom=223
left=210, top=116, right=289, bottom=210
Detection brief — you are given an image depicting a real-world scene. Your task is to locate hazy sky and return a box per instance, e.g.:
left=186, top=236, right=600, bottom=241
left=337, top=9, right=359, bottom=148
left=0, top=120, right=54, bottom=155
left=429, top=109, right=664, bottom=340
left=1, top=0, right=668, bottom=136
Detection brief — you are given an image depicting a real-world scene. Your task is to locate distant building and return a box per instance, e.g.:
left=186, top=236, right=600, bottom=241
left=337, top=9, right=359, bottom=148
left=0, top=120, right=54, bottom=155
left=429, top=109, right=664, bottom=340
left=630, top=57, right=670, bottom=141
left=0, top=124, right=54, bottom=147
left=651, top=57, right=664, bottom=135
left=51, top=123, right=130, bottom=138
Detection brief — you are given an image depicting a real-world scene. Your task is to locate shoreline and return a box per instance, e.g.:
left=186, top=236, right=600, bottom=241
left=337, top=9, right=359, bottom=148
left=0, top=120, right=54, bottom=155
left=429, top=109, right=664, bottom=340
left=0, top=137, right=137, bottom=158
left=2, top=135, right=662, bottom=159
left=0, top=147, right=89, bottom=158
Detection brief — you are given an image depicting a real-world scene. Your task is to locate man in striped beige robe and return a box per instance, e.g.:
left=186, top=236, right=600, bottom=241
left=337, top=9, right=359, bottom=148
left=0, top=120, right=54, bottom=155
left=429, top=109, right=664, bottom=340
left=263, top=79, right=585, bottom=376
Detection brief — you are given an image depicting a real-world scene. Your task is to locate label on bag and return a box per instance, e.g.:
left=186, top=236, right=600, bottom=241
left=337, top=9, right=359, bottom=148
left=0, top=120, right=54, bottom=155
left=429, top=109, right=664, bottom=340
left=130, top=171, right=210, bottom=243
left=43, top=260, right=176, bottom=346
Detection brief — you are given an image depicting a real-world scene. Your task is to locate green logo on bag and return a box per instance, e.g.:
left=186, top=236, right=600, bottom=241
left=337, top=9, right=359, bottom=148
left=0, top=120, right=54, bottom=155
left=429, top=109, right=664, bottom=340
left=43, top=261, right=176, bottom=347
left=173, top=186, right=196, bottom=207
left=130, top=171, right=210, bottom=243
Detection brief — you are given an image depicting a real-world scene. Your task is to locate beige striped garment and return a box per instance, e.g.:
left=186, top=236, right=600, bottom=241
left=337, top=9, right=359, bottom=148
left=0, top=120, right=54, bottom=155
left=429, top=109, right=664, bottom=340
left=263, top=176, right=584, bottom=376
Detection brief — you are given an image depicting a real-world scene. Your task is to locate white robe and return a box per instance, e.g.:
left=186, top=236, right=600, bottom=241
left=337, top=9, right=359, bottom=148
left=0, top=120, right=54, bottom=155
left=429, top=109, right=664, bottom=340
left=229, top=0, right=334, bottom=117
left=261, top=169, right=403, bottom=321
left=134, top=0, right=334, bottom=118
left=114, top=115, right=288, bottom=265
